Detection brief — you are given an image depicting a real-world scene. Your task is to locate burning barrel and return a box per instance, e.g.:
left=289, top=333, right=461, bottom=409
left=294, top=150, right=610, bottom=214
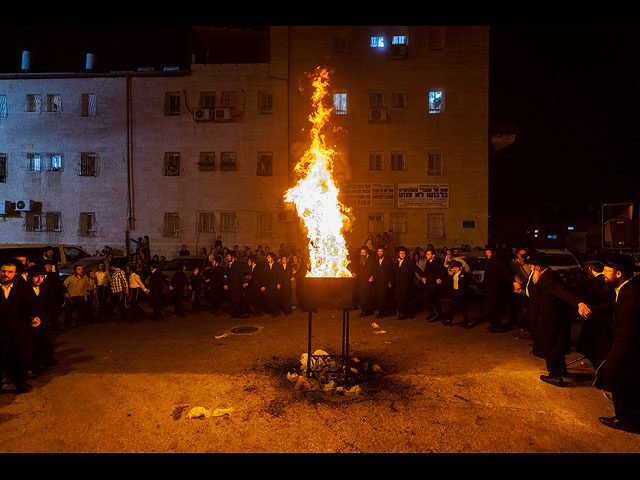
left=303, top=276, right=354, bottom=310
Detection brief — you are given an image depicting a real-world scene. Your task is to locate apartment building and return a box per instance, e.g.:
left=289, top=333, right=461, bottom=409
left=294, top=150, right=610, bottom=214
left=0, top=26, right=489, bottom=257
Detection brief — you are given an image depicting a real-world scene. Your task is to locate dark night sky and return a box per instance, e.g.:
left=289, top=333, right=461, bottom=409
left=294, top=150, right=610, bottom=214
left=2, top=24, right=638, bottom=223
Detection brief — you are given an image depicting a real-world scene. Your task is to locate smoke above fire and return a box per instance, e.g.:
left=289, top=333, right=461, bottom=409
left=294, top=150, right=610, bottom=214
left=284, top=67, right=353, bottom=278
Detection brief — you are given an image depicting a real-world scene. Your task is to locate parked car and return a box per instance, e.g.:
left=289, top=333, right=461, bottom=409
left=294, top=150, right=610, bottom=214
left=0, top=243, right=91, bottom=268
left=458, top=254, right=487, bottom=294
left=58, top=256, right=128, bottom=281
left=536, top=249, right=582, bottom=286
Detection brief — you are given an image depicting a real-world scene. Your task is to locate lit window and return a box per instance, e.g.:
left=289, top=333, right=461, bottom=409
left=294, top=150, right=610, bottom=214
left=429, top=90, right=445, bottom=114
left=370, top=36, right=385, bottom=48
left=48, top=154, right=62, bottom=171
left=27, top=153, right=41, bottom=172
left=333, top=93, right=347, bottom=115
left=0, top=95, right=6, bottom=118
left=26, top=94, right=41, bottom=112
left=81, top=93, right=97, bottom=117
left=392, top=36, right=407, bottom=45
left=46, top=94, right=62, bottom=113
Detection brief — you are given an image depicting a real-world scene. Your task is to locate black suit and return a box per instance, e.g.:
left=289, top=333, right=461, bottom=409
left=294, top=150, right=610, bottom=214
left=422, top=258, right=447, bottom=319
left=393, top=257, right=425, bottom=319
left=596, top=276, right=640, bottom=427
left=149, top=268, right=167, bottom=320
left=25, top=284, right=55, bottom=371
left=446, top=270, right=473, bottom=326
left=374, top=256, right=395, bottom=316
left=482, top=255, right=513, bottom=329
left=264, top=262, right=281, bottom=316
left=225, top=260, right=246, bottom=317
left=244, top=262, right=266, bottom=316
left=276, top=261, right=294, bottom=315
left=355, top=255, right=376, bottom=315
left=576, top=272, right=614, bottom=369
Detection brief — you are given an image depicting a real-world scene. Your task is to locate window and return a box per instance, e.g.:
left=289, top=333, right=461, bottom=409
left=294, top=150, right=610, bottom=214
left=47, top=154, right=62, bottom=172
left=198, top=152, right=215, bottom=171
left=79, top=212, right=97, bottom=236
left=333, top=93, right=347, bottom=115
left=257, top=152, right=273, bottom=176
left=220, top=91, right=237, bottom=110
left=219, top=212, right=238, bottom=232
left=46, top=94, right=62, bottom=113
left=220, top=152, right=237, bottom=171
left=26, top=94, right=41, bottom=112
left=0, top=154, right=7, bottom=182
left=368, top=213, right=384, bottom=233
left=392, top=35, right=408, bottom=45
left=369, top=153, right=384, bottom=171
left=164, top=92, right=181, bottom=115
left=45, top=212, right=62, bottom=232
left=0, top=95, right=6, bottom=118
left=258, top=92, right=273, bottom=115
left=428, top=213, right=445, bottom=239
left=428, top=151, right=444, bottom=175
left=392, top=91, right=407, bottom=108
left=164, top=152, right=181, bottom=176
left=370, top=36, right=385, bottom=48
left=27, top=153, right=41, bottom=172
left=200, top=92, right=216, bottom=109
left=164, top=213, right=181, bottom=237
left=198, top=212, right=216, bottom=233
left=391, top=213, right=407, bottom=233
left=369, top=92, right=384, bottom=109
left=257, top=212, right=273, bottom=237
left=391, top=152, right=406, bottom=171
left=429, top=90, right=445, bottom=114
left=333, top=32, right=348, bottom=52
left=79, top=152, right=98, bottom=176
left=25, top=212, right=44, bottom=232
left=81, top=93, right=97, bottom=117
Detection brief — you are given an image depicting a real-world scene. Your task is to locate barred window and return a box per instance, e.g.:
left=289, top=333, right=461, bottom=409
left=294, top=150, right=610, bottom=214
left=220, top=91, right=237, bottom=110
left=257, top=212, right=273, bottom=237
left=0, top=154, right=7, bottom=182
left=48, top=154, right=62, bottom=172
left=164, top=152, right=181, bottom=176
left=46, top=94, right=62, bottom=113
left=198, top=152, right=215, bottom=171
left=0, top=95, right=7, bottom=118
left=428, top=151, right=444, bottom=176
left=25, top=212, right=44, bottom=232
left=333, top=93, right=347, bottom=115
left=81, top=93, right=97, bottom=117
left=391, top=152, right=406, bottom=171
left=220, top=152, right=237, bottom=171
left=26, top=94, right=41, bottom=112
left=428, top=213, right=445, bottom=239
left=369, top=152, right=384, bottom=171
left=219, top=212, right=238, bottom=232
left=428, top=90, right=445, bottom=114
left=368, top=213, right=384, bottom=233
left=198, top=212, right=216, bottom=233
left=45, top=212, right=62, bottom=232
left=391, top=213, right=407, bottom=233
left=392, top=91, right=407, bottom=108
left=27, top=153, right=41, bottom=172
left=79, top=152, right=98, bottom=176
left=257, top=152, right=273, bottom=176
left=163, top=213, right=181, bottom=237
left=200, top=92, right=216, bottom=109
left=164, top=92, right=181, bottom=115
left=258, top=92, right=273, bottom=115
left=369, top=92, right=384, bottom=109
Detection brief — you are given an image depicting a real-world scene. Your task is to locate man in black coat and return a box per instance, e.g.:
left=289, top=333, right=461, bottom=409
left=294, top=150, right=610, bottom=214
left=25, top=263, right=55, bottom=374
left=482, top=246, right=514, bottom=333
left=204, top=255, right=225, bottom=313
left=355, top=247, right=376, bottom=317
left=276, top=255, right=294, bottom=316
left=223, top=251, right=245, bottom=318
left=244, top=256, right=266, bottom=317
left=41, top=259, right=67, bottom=333
left=525, top=252, right=591, bottom=387
left=373, top=246, right=394, bottom=318
left=596, top=254, right=640, bottom=433
left=0, top=259, right=42, bottom=393
left=422, top=248, right=447, bottom=322
left=148, top=260, right=167, bottom=321
left=443, top=260, right=474, bottom=328
left=393, top=246, right=426, bottom=320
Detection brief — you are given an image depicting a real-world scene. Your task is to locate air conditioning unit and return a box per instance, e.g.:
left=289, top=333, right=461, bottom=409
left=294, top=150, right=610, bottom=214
left=193, top=108, right=213, bottom=122
left=14, top=199, right=31, bottom=211
left=214, top=108, right=232, bottom=121
left=369, top=107, right=389, bottom=122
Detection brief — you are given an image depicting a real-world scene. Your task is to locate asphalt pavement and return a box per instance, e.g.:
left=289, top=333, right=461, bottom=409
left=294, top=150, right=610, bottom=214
left=0, top=296, right=638, bottom=453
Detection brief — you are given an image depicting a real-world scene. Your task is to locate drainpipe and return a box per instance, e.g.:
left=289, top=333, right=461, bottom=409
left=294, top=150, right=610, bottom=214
left=125, top=74, right=134, bottom=256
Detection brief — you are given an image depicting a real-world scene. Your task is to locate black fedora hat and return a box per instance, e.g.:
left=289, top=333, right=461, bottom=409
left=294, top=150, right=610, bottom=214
left=603, top=254, right=639, bottom=273
left=525, top=252, right=551, bottom=267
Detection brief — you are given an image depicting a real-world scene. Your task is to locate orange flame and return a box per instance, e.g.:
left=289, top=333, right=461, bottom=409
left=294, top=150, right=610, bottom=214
left=284, top=67, right=352, bottom=278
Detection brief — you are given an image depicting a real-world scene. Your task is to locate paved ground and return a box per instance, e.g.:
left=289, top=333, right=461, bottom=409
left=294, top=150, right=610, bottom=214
left=0, top=297, right=638, bottom=453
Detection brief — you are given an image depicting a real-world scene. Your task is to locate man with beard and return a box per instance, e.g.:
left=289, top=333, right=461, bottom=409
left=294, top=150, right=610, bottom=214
left=276, top=255, right=294, bottom=316
left=525, top=252, right=591, bottom=387
left=263, top=252, right=282, bottom=317
left=25, top=264, right=55, bottom=375
left=393, top=246, right=426, bottom=320
left=41, top=259, right=66, bottom=333
left=204, top=255, right=225, bottom=314
left=596, top=254, right=640, bottom=433
left=355, top=247, right=376, bottom=317
left=0, top=259, right=42, bottom=393
left=223, top=251, right=245, bottom=318
left=373, top=246, right=394, bottom=318
left=423, top=248, right=447, bottom=322
left=244, top=256, right=266, bottom=317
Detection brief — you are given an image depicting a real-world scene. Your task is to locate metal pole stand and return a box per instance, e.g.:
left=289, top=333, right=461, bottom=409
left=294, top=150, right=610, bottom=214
left=306, top=308, right=352, bottom=387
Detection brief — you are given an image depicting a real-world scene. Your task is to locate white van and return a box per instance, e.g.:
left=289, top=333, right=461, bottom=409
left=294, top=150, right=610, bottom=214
left=0, top=244, right=91, bottom=268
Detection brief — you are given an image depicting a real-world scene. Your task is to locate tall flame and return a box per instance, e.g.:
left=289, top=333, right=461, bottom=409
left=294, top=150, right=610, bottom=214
left=284, top=67, right=352, bottom=278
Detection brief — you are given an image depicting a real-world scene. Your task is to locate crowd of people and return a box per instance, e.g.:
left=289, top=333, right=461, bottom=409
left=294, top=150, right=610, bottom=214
left=1, top=237, right=639, bottom=435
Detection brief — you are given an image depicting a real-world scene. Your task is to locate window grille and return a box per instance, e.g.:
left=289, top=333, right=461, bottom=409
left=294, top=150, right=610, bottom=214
left=48, top=154, right=62, bottom=172
left=391, top=213, right=408, bottom=233
left=0, top=95, right=6, bottom=118
left=26, top=94, right=41, bottom=112
left=370, top=92, right=384, bottom=109
left=198, top=212, right=216, bottom=232
left=392, top=91, right=407, bottom=108
left=428, top=152, right=444, bottom=175
left=428, top=213, right=445, bottom=239
left=164, top=92, right=181, bottom=115
left=200, top=92, right=216, bottom=109
left=164, top=213, right=181, bottom=237
left=258, top=92, right=273, bottom=115
left=257, top=212, right=273, bottom=237
left=368, top=213, right=384, bottom=233
left=164, top=153, right=181, bottom=176
left=198, top=152, right=215, bottom=171
left=81, top=93, right=97, bottom=117
left=27, top=153, right=41, bottom=172
left=220, top=152, right=237, bottom=171
left=257, top=152, right=273, bottom=176
left=219, top=212, right=238, bottom=232
left=391, top=152, right=406, bottom=171
left=46, top=94, right=62, bottom=113
left=369, top=153, right=384, bottom=171
left=333, top=93, right=347, bottom=115
left=79, top=153, right=98, bottom=176
left=429, top=91, right=445, bottom=114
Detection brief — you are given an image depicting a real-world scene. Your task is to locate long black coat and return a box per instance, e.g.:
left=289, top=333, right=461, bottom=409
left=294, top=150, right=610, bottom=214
left=225, top=260, right=246, bottom=303
left=596, top=276, right=640, bottom=392
left=482, top=256, right=513, bottom=314
left=527, top=268, right=581, bottom=360
left=422, top=258, right=447, bottom=297
left=576, top=272, right=614, bottom=368
left=393, top=258, right=425, bottom=305
left=355, top=255, right=376, bottom=306
left=373, top=256, right=394, bottom=305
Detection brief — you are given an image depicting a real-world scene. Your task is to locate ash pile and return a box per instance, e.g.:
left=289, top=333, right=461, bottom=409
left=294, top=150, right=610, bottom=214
left=286, top=350, right=383, bottom=397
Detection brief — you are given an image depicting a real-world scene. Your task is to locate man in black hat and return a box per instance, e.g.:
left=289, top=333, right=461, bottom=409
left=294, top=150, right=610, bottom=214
left=25, top=263, right=55, bottom=374
left=596, top=254, right=640, bottom=433
left=393, top=246, right=426, bottom=320
left=525, top=252, right=592, bottom=387
left=148, top=260, right=167, bottom=321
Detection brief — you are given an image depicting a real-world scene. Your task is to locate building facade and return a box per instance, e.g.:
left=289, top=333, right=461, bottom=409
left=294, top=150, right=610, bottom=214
left=0, top=26, right=488, bottom=258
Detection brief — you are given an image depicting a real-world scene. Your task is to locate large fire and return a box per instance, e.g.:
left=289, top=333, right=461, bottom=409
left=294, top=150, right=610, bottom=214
left=284, top=67, right=353, bottom=278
